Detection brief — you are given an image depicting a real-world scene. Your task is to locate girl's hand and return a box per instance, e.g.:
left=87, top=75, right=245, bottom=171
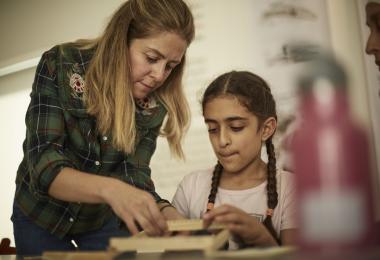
left=101, top=179, right=168, bottom=236
left=203, top=204, right=278, bottom=247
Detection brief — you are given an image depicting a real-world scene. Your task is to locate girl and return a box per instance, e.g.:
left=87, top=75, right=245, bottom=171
left=172, top=71, right=297, bottom=248
left=12, top=0, right=194, bottom=255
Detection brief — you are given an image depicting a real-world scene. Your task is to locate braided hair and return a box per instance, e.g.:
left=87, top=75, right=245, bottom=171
left=202, top=71, right=279, bottom=244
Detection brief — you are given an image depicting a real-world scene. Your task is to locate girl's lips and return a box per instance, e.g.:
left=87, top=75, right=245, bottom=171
left=218, top=152, right=236, bottom=158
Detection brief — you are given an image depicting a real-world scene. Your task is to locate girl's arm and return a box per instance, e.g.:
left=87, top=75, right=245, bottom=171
left=280, top=228, right=297, bottom=245
left=203, top=204, right=279, bottom=247
left=49, top=167, right=168, bottom=236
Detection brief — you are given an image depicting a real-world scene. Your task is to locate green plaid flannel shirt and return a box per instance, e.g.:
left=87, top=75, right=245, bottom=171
left=14, top=44, right=167, bottom=238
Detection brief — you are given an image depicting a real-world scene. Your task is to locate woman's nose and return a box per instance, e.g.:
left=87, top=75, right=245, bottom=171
left=151, top=63, right=165, bottom=83
left=366, top=32, right=380, bottom=55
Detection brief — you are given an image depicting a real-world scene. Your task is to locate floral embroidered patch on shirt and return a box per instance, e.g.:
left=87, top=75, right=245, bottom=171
left=69, top=73, right=85, bottom=99
left=136, top=96, right=159, bottom=116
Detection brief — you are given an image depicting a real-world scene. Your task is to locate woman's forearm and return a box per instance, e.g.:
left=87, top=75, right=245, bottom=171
left=48, top=167, right=122, bottom=204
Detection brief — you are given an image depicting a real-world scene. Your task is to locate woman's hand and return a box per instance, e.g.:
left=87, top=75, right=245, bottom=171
left=101, top=178, right=168, bottom=236
left=203, top=204, right=278, bottom=247
left=159, top=205, right=192, bottom=236
left=160, top=205, right=186, bottom=221
left=48, top=168, right=168, bottom=236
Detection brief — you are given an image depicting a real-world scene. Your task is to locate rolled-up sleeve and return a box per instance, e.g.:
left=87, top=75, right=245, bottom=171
left=126, top=123, right=163, bottom=202
left=25, top=47, right=75, bottom=197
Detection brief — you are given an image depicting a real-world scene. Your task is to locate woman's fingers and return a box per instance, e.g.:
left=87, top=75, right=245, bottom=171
left=108, top=183, right=167, bottom=236
left=146, top=199, right=168, bottom=231
left=123, top=215, right=140, bottom=235
left=129, top=197, right=167, bottom=236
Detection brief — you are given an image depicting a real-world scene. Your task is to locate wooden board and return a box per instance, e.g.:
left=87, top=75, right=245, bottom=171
left=109, top=219, right=230, bottom=253
left=167, top=219, right=226, bottom=231
left=109, top=229, right=230, bottom=253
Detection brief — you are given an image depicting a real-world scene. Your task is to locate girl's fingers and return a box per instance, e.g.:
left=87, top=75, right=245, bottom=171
left=214, top=212, right=242, bottom=224
left=203, top=204, right=233, bottom=220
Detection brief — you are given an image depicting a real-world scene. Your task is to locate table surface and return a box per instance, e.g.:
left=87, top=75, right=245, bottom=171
left=3, top=246, right=380, bottom=260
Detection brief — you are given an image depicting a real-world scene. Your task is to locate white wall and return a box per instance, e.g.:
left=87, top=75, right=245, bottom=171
left=0, top=69, right=33, bottom=245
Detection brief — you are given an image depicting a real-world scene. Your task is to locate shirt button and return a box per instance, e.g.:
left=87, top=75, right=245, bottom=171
left=69, top=217, right=74, bottom=222
left=95, top=161, right=101, bottom=166
left=103, top=136, right=108, bottom=141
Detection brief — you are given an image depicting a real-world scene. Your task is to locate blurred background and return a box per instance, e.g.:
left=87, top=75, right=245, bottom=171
left=1, top=0, right=379, bottom=245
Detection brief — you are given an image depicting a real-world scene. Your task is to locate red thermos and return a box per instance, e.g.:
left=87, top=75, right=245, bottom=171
left=292, top=54, right=375, bottom=253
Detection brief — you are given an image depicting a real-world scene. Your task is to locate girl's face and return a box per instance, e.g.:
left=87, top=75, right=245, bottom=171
left=366, top=2, right=380, bottom=71
left=129, top=32, right=187, bottom=99
left=204, top=95, right=272, bottom=175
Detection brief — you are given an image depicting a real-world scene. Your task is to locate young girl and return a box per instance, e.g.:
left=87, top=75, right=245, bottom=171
left=12, top=0, right=194, bottom=255
left=172, top=71, right=297, bottom=248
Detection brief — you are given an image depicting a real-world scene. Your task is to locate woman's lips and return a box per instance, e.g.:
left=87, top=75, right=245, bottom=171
left=140, top=82, right=154, bottom=89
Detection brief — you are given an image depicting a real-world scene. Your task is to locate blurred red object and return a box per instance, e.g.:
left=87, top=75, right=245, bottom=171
left=292, top=54, right=376, bottom=253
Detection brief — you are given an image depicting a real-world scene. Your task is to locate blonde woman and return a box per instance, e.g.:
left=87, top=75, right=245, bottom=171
left=12, top=0, right=194, bottom=255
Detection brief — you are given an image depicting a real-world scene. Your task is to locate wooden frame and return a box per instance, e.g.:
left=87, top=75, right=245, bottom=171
left=109, top=219, right=230, bottom=254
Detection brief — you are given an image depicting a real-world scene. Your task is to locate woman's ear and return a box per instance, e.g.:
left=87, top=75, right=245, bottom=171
left=261, top=117, right=277, bottom=141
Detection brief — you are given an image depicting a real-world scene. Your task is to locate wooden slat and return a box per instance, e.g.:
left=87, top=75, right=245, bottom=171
left=109, top=229, right=230, bottom=253
left=167, top=219, right=226, bottom=231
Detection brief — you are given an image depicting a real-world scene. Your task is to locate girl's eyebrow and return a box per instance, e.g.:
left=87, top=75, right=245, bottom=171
left=146, top=48, right=181, bottom=64
left=204, top=116, right=247, bottom=123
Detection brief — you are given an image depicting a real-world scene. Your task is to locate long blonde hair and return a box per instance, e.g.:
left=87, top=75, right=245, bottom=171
left=76, top=0, right=194, bottom=158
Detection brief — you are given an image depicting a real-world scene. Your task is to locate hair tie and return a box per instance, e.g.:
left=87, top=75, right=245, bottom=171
left=266, top=208, right=274, bottom=217
left=207, top=202, right=214, bottom=211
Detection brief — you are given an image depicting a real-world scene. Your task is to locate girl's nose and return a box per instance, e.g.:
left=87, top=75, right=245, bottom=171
left=219, top=129, right=231, bottom=147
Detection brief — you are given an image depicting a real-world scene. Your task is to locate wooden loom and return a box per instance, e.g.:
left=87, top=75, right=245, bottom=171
left=109, top=219, right=230, bottom=253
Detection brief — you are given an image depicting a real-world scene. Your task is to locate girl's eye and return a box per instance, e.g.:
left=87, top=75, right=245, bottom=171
left=207, top=128, right=217, bottom=133
left=231, top=126, right=243, bottom=132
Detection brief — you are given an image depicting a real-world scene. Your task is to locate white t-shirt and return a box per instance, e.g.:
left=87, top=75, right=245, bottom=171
left=172, top=168, right=297, bottom=247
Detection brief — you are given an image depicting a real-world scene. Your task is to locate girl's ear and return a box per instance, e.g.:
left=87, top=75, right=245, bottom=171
left=261, top=117, right=277, bottom=141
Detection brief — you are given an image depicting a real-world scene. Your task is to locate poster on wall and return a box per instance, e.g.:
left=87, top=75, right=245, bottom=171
left=357, top=0, right=380, bottom=183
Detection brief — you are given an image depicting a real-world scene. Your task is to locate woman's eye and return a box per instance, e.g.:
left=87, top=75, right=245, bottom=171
left=146, top=56, right=158, bottom=63
left=165, top=64, right=174, bottom=71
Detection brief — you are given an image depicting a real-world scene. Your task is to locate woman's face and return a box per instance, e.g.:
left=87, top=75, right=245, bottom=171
left=366, top=2, right=380, bottom=71
left=128, top=32, right=187, bottom=99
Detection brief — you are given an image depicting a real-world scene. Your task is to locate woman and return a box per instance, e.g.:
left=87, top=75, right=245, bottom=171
left=12, top=0, right=194, bottom=255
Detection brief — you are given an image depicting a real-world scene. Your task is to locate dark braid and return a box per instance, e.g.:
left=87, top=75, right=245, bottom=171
left=263, top=138, right=280, bottom=244
left=207, top=161, right=223, bottom=211
left=202, top=71, right=280, bottom=245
